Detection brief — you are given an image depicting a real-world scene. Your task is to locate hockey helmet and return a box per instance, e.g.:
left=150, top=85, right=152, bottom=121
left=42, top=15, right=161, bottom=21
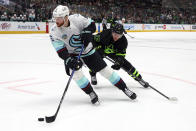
left=53, top=5, right=69, bottom=18
left=111, top=23, right=124, bottom=35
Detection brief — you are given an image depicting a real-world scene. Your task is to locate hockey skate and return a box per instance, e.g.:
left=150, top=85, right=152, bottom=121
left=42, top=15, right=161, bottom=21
left=123, top=88, right=137, bottom=100
left=89, top=91, right=99, bottom=104
left=91, top=75, right=97, bottom=85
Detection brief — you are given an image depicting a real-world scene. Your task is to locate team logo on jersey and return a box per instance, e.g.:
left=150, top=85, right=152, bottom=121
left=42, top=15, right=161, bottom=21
left=62, top=34, right=68, bottom=39
left=69, top=35, right=83, bottom=53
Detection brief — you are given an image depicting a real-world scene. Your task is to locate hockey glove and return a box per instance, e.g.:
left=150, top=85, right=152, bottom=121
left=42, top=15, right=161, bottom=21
left=123, top=29, right=127, bottom=34
left=65, top=57, right=83, bottom=76
left=111, top=56, right=125, bottom=70
left=111, top=63, right=121, bottom=70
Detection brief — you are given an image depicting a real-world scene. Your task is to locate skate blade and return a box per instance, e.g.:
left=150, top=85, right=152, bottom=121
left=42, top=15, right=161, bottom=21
left=93, top=100, right=100, bottom=106
left=131, top=99, right=138, bottom=102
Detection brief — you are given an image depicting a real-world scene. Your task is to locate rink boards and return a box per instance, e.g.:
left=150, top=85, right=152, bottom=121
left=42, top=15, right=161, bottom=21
left=0, top=21, right=196, bottom=34
left=0, top=22, right=46, bottom=34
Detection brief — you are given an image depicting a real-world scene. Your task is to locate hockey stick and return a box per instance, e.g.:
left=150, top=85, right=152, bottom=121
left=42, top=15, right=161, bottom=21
left=148, top=84, right=178, bottom=101
left=40, top=45, right=84, bottom=123
left=126, top=33, right=135, bottom=39
left=105, top=56, right=115, bottom=63
left=124, top=28, right=135, bottom=38
left=105, top=56, right=178, bottom=101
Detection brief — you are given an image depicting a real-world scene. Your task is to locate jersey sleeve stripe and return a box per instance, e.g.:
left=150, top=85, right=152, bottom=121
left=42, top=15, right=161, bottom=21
left=51, top=40, right=65, bottom=52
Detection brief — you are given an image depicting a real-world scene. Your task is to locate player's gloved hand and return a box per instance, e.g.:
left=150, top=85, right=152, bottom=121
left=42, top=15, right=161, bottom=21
left=80, top=30, right=93, bottom=47
left=124, top=29, right=127, bottom=34
left=65, top=57, right=83, bottom=76
left=111, top=56, right=125, bottom=70
left=111, top=63, right=121, bottom=70
left=67, top=57, right=83, bottom=70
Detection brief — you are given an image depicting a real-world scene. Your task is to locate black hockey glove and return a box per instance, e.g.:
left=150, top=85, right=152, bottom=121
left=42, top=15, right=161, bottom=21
left=65, top=57, right=83, bottom=76
left=111, top=63, right=121, bottom=70
left=80, top=30, right=93, bottom=47
left=111, top=56, right=125, bottom=70
left=123, top=29, right=127, bottom=34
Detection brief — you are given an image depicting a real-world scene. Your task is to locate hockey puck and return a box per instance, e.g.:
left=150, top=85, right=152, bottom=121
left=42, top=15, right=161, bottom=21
left=38, top=117, right=44, bottom=122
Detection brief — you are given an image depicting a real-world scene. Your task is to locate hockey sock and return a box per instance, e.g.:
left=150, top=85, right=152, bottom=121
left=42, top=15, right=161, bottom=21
left=81, top=82, right=94, bottom=94
left=128, top=67, right=142, bottom=80
left=114, top=78, right=127, bottom=91
left=99, top=66, right=127, bottom=90
left=75, top=76, right=94, bottom=94
left=73, top=70, right=94, bottom=94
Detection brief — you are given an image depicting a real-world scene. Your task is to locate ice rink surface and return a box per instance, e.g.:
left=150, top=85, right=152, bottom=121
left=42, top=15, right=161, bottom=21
left=0, top=32, right=196, bottom=131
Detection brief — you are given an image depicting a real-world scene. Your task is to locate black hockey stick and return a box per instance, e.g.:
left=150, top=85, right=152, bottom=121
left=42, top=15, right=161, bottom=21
left=40, top=45, right=84, bottom=123
left=105, top=56, right=115, bottom=63
left=124, top=28, right=135, bottom=38
left=148, top=84, right=178, bottom=101
left=126, top=33, right=135, bottom=39
left=105, top=56, right=178, bottom=101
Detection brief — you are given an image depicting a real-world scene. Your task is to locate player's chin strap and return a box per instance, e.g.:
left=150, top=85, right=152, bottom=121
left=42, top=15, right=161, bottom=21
left=63, top=17, right=67, bottom=26
left=61, top=15, right=69, bottom=27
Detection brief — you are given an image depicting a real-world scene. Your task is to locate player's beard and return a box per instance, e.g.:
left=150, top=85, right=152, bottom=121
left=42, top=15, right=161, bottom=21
left=56, top=21, right=64, bottom=27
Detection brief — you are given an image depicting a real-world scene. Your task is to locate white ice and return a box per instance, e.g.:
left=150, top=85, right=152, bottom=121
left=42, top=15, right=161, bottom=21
left=0, top=32, right=196, bottom=131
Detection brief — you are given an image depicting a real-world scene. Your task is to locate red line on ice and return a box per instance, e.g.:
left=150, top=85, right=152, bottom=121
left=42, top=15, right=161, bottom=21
left=5, top=81, right=54, bottom=95
left=143, top=72, right=196, bottom=86
left=7, top=88, right=42, bottom=95
left=0, top=61, right=62, bottom=65
left=0, top=78, right=37, bottom=84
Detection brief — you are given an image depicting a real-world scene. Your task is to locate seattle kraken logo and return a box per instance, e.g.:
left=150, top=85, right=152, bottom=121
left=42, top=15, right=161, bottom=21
left=69, top=35, right=83, bottom=53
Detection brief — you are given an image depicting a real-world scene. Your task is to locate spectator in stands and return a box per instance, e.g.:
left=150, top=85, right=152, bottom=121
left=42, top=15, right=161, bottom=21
left=0, top=0, right=195, bottom=24
left=17, top=14, right=23, bottom=22
left=1, top=12, right=8, bottom=21
left=102, top=16, right=107, bottom=31
left=10, top=14, right=18, bottom=21
left=23, top=15, right=27, bottom=22
left=28, top=11, right=35, bottom=21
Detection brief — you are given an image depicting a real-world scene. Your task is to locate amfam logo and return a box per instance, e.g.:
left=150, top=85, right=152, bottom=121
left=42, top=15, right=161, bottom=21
left=0, top=23, right=11, bottom=30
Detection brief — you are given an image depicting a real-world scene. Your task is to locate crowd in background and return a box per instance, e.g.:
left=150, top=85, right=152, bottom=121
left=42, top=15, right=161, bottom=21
left=0, top=0, right=196, bottom=24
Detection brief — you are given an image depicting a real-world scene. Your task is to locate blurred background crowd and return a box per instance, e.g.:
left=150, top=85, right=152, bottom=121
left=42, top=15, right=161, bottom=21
left=0, top=0, right=196, bottom=24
